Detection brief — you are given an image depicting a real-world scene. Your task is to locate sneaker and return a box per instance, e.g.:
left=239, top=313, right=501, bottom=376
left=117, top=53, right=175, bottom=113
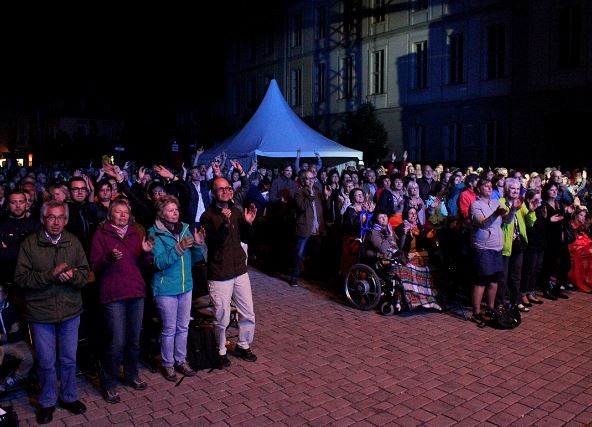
left=218, top=354, right=231, bottom=368
left=126, top=377, right=148, bottom=391
left=104, top=388, right=121, bottom=404
left=162, top=366, right=177, bottom=382
left=233, top=346, right=257, bottom=362
left=174, top=361, right=196, bottom=377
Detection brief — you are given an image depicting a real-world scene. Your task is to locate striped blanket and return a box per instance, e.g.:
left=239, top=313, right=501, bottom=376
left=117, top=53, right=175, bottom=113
left=392, top=251, right=442, bottom=310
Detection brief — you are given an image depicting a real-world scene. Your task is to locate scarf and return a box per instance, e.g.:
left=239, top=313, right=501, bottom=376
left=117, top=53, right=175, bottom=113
left=162, top=220, right=182, bottom=236
left=110, top=223, right=129, bottom=240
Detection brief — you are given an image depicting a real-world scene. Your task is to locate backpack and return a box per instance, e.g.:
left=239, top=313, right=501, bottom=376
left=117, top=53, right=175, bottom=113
left=186, top=324, right=221, bottom=372
left=490, top=305, right=521, bottom=329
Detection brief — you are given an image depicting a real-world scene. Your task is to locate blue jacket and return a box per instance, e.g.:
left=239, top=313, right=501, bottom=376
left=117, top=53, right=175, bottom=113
left=148, top=220, right=205, bottom=296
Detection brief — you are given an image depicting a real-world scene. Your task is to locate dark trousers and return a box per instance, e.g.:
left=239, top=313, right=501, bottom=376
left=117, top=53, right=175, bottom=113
left=497, top=252, right=523, bottom=306
left=102, top=297, right=144, bottom=389
left=521, top=249, right=544, bottom=295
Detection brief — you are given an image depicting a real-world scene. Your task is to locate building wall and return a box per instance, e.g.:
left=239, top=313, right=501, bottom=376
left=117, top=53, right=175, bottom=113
left=225, top=0, right=592, bottom=168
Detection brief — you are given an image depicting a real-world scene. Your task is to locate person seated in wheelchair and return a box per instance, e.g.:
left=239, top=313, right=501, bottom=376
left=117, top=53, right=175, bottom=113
left=0, top=284, right=34, bottom=393
left=365, top=211, right=400, bottom=264
left=392, top=207, right=442, bottom=311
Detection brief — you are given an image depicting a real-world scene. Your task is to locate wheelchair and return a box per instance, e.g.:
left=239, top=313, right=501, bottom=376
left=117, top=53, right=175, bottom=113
left=344, top=251, right=407, bottom=316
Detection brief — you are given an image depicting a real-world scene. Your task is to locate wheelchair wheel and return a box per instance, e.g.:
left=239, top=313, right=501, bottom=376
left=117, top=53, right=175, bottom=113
left=344, top=264, right=383, bottom=310
left=380, top=301, right=396, bottom=316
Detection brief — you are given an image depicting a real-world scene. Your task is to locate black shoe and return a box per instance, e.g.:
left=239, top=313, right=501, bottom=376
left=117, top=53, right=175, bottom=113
left=288, top=279, right=299, bottom=287
left=126, top=377, right=148, bottom=391
left=556, top=291, right=569, bottom=299
left=58, top=399, right=86, bottom=415
left=36, top=406, right=55, bottom=424
left=218, top=354, right=231, bottom=368
left=233, top=346, right=257, bottom=362
left=104, top=388, right=121, bottom=404
left=543, top=290, right=558, bottom=301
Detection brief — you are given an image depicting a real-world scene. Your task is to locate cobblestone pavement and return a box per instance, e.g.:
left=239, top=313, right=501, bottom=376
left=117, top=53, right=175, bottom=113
left=2, top=267, right=592, bottom=426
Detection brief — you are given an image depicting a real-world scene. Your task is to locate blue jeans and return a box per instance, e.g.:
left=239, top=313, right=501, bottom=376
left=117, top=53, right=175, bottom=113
left=290, top=236, right=310, bottom=281
left=155, top=291, right=192, bottom=368
left=31, top=316, right=80, bottom=408
left=102, top=298, right=144, bottom=389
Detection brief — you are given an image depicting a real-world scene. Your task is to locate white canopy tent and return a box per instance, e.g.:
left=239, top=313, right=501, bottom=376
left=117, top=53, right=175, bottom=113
left=199, top=79, right=363, bottom=168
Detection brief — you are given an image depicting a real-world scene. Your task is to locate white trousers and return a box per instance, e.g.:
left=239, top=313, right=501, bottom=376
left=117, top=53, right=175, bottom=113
left=208, top=273, right=255, bottom=355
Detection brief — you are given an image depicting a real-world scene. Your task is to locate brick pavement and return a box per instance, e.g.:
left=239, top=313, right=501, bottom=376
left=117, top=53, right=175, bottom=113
left=2, top=267, right=592, bottom=426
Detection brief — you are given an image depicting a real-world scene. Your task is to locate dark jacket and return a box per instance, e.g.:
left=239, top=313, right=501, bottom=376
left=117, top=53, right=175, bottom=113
left=0, top=216, right=40, bottom=284
left=66, top=200, right=99, bottom=257
left=417, top=177, right=441, bottom=202
left=14, top=229, right=89, bottom=323
left=294, top=187, right=327, bottom=238
left=200, top=201, right=253, bottom=281
left=90, top=222, right=152, bottom=305
left=183, top=179, right=211, bottom=226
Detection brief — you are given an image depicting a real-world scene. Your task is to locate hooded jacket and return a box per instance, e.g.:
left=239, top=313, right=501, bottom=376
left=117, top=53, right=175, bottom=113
left=148, top=219, right=205, bottom=296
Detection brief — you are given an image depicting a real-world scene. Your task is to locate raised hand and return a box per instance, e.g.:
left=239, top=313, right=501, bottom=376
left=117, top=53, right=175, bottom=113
left=230, top=159, right=244, bottom=174
left=244, top=203, right=257, bottom=224
left=402, top=150, right=408, bottom=161
left=141, top=236, right=154, bottom=252
left=193, top=227, right=205, bottom=246
left=154, top=165, right=174, bottom=180
left=550, top=214, right=564, bottom=223
left=138, top=166, right=146, bottom=181
left=512, top=198, right=523, bottom=209
left=296, top=148, right=301, bottom=157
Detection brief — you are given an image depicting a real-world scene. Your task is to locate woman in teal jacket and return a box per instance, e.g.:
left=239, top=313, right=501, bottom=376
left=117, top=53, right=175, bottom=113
left=148, top=195, right=205, bottom=382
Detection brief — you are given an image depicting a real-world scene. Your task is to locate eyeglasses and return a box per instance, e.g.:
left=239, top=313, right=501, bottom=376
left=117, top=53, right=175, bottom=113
left=214, top=186, right=233, bottom=193
left=45, top=215, right=67, bottom=222
left=70, top=187, right=87, bottom=192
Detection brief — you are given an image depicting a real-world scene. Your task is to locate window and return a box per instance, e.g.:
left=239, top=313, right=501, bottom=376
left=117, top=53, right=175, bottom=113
left=374, top=0, right=386, bottom=23
left=558, top=4, right=582, bottom=69
left=292, top=13, right=302, bottom=47
left=314, top=63, right=326, bottom=103
left=487, top=24, right=505, bottom=80
left=415, top=41, right=428, bottom=89
left=291, top=68, right=302, bottom=106
left=446, top=123, right=461, bottom=161
left=414, top=124, right=426, bottom=160
left=315, top=6, right=327, bottom=39
left=448, top=33, right=464, bottom=84
left=371, top=50, right=385, bottom=94
left=413, top=0, right=428, bottom=11
left=486, top=120, right=502, bottom=163
left=343, top=0, right=357, bottom=35
left=232, top=82, right=240, bottom=115
left=341, top=56, right=354, bottom=99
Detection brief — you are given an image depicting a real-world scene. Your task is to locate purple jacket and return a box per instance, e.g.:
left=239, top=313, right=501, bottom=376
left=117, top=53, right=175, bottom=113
left=90, top=222, right=152, bottom=305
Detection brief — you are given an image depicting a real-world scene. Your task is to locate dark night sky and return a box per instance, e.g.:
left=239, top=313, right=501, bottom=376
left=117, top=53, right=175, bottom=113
left=1, top=6, right=232, bottom=113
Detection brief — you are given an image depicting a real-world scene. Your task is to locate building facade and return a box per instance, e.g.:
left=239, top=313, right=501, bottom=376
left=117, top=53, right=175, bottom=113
left=225, top=0, right=592, bottom=168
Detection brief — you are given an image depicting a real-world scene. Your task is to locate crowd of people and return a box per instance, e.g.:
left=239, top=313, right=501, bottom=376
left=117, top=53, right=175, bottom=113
left=0, top=148, right=591, bottom=422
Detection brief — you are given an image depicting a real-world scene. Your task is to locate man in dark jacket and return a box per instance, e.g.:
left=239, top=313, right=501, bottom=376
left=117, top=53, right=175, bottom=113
left=14, top=200, right=90, bottom=424
left=0, top=190, right=40, bottom=286
left=66, top=177, right=98, bottom=257
left=289, top=170, right=329, bottom=287
left=417, top=165, right=441, bottom=202
left=200, top=176, right=257, bottom=368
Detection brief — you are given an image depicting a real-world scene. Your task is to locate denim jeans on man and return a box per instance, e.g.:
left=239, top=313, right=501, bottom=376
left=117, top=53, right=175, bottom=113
left=31, top=316, right=80, bottom=408
left=155, top=291, right=191, bottom=368
left=102, top=297, right=144, bottom=389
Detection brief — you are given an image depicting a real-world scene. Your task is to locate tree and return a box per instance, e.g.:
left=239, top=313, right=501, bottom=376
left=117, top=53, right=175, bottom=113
left=338, top=102, right=387, bottom=166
